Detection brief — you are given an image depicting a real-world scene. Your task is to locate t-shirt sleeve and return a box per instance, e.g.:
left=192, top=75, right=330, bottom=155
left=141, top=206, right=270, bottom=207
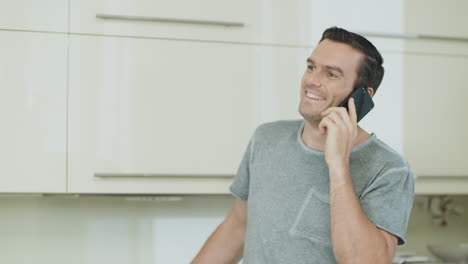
left=359, top=160, right=415, bottom=245
left=229, top=132, right=255, bottom=201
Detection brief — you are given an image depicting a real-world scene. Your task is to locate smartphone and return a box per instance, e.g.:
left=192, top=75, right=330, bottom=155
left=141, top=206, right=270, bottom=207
left=338, top=87, right=374, bottom=122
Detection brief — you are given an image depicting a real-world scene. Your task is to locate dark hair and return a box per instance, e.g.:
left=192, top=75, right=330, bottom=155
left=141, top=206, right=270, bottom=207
left=320, top=27, right=384, bottom=94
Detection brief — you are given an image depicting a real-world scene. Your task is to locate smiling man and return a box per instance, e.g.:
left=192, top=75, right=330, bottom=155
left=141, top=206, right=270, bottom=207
left=192, top=27, right=414, bottom=264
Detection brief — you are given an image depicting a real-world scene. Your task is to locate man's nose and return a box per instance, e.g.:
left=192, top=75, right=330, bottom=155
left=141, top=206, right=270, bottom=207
left=306, top=70, right=322, bottom=87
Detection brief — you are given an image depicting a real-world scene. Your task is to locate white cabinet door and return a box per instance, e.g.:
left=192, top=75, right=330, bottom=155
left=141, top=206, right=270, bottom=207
left=405, top=0, right=468, bottom=37
left=307, top=0, right=405, bottom=43
left=404, top=0, right=468, bottom=193
left=255, top=46, right=310, bottom=123
left=0, top=31, right=67, bottom=192
left=68, top=35, right=257, bottom=194
left=70, top=0, right=255, bottom=43
left=0, top=0, right=68, bottom=32
left=403, top=52, right=468, bottom=177
left=254, top=0, right=313, bottom=46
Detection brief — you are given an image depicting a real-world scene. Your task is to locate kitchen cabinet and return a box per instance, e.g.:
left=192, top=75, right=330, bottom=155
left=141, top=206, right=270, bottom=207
left=69, top=0, right=313, bottom=46
left=404, top=53, right=468, bottom=177
left=70, top=0, right=254, bottom=43
left=0, top=0, right=68, bottom=32
left=2, top=0, right=466, bottom=195
left=0, top=0, right=314, bottom=194
left=67, top=35, right=258, bottom=193
left=403, top=43, right=468, bottom=194
left=402, top=0, right=468, bottom=194
left=255, top=46, right=310, bottom=123
left=306, top=0, right=406, bottom=43
left=405, top=0, right=468, bottom=38
left=67, top=35, right=311, bottom=194
left=0, top=31, right=67, bottom=193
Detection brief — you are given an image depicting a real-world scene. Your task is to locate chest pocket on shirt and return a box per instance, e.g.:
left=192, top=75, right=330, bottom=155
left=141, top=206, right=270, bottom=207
left=289, top=187, right=331, bottom=245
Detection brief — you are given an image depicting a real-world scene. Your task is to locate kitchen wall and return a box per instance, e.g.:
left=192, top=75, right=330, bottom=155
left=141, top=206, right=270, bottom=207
left=0, top=195, right=467, bottom=263
left=0, top=195, right=231, bottom=264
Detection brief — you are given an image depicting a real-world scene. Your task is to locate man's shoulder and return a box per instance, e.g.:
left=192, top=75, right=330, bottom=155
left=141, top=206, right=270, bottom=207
left=254, top=119, right=303, bottom=139
left=359, top=136, right=415, bottom=190
left=367, top=136, right=411, bottom=174
left=371, top=137, right=406, bottom=163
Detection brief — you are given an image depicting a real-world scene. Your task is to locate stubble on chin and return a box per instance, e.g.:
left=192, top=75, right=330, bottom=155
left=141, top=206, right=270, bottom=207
left=298, top=103, right=323, bottom=127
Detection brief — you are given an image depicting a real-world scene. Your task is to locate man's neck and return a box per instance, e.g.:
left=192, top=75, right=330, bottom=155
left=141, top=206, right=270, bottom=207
left=301, top=119, right=371, bottom=151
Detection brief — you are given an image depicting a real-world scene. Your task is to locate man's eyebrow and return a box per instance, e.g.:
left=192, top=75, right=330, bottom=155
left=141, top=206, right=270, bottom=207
left=307, top=58, right=344, bottom=76
left=325, top=65, right=344, bottom=76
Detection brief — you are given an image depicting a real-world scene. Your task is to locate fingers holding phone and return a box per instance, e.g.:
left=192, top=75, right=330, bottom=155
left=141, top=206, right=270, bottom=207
left=319, top=87, right=373, bottom=166
left=338, top=87, right=374, bottom=123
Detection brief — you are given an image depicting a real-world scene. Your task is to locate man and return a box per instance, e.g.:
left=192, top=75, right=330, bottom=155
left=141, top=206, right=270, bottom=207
left=192, top=27, right=414, bottom=264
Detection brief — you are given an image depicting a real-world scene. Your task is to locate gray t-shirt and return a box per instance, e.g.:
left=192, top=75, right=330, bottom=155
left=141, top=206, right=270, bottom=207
left=230, top=119, right=415, bottom=264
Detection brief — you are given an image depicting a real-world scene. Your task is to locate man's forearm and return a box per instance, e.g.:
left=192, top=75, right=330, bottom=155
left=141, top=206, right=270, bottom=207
left=191, top=218, right=245, bottom=264
left=328, top=164, right=393, bottom=264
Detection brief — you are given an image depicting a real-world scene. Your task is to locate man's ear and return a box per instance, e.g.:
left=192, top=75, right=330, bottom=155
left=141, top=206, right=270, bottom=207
left=367, top=87, right=375, bottom=97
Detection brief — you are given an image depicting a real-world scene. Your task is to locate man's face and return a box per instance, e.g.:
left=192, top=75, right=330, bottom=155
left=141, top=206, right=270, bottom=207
left=299, top=39, right=363, bottom=123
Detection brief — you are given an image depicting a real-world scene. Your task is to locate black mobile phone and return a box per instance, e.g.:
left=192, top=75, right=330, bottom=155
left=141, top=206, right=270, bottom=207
left=338, top=87, right=374, bottom=122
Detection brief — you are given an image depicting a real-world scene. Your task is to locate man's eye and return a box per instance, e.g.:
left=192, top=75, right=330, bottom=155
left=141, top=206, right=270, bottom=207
left=307, top=65, right=316, bottom=70
left=328, top=72, right=337, bottom=78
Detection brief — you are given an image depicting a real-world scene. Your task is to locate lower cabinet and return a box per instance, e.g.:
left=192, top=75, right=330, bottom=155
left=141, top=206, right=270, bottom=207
left=0, top=31, right=67, bottom=192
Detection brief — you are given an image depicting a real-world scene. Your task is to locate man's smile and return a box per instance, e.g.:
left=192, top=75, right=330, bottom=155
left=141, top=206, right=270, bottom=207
left=304, top=89, right=327, bottom=103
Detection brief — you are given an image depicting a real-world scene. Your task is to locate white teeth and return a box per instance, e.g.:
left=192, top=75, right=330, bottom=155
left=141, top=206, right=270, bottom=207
left=306, top=92, right=324, bottom=100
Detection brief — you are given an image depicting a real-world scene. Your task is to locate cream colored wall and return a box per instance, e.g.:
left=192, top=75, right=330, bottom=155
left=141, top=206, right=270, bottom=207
left=0, top=195, right=466, bottom=263
left=0, top=195, right=233, bottom=264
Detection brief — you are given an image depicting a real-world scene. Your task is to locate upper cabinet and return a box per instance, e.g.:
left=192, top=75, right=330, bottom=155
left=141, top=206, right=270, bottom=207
left=69, top=0, right=313, bottom=46
left=401, top=0, right=468, bottom=193
left=0, top=0, right=68, bottom=32
left=306, top=0, right=406, bottom=43
left=67, top=35, right=258, bottom=193
left=403, top=0, right=468, bottom=166
left=255, top=46, right=310, bottom=124
left=403, top=51, right=468, bottom=177
left=0, top=31, right=67, bottom=193
left=69, top=0, right=255, bottom=43
left=254, top=0, right=313, bottom=46
left=2, top=0, right=467, bottom=195
left=67, top=37, right=311, bottom=194
left=405, top=0, right=468, bottom=37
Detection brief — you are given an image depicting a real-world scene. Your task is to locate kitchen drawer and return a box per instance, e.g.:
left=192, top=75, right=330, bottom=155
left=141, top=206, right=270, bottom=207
left=69, top=0, right=255, bottom=43
left=69, top=0, right=314, bottom=46
left=0, top=0, right=68, bottom=32
left=67, top=35, right=257, bottom=193
left=0, top=31, right=67, bottom=192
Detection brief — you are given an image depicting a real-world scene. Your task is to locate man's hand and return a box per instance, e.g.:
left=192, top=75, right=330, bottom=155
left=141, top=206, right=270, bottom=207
left=319, top=98, right=358, bottom=167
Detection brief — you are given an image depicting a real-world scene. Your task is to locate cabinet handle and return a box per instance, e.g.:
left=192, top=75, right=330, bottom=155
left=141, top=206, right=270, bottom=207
left=94, top=173, right=234, bottom=178
left=416, top=175, right=468, bottom=179
left=96, top=13, right=244, bottom=27
left=356, top=31, right=468, bottom=42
